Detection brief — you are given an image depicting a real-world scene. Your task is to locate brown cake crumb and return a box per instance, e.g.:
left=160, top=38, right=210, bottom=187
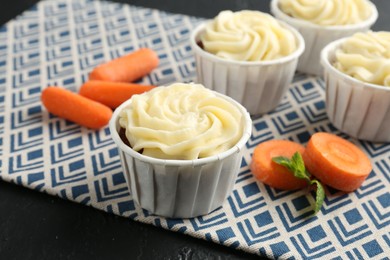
left=119, top=127, right=131, bottom=147
left=197, top=41, right=204, bottom=49
left=119, top=127, right=143, bottom=153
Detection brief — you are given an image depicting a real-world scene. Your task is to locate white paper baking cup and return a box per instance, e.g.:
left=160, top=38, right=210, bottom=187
left=190, top=21, right=304, bottom=116
left=271, top=0, right=378, bottom=76
left=109, top=91, right=252, bottom=218
left=321, top=38, right=390, bottom=143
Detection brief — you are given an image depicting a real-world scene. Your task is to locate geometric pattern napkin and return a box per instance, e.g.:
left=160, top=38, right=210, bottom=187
left=0, top=0, right=389, bottom=258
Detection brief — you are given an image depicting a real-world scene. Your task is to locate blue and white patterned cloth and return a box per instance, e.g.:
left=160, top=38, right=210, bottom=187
left=0, top=0, right=389, bottom=259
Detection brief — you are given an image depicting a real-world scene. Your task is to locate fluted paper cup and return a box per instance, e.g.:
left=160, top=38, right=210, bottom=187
left=321, top=38, right=390, bottom=142
left=190, top=22, right=304, bottom=116
left=109, top=91, right=252, bottom=218
left=271, top=0, right=378, bottom=76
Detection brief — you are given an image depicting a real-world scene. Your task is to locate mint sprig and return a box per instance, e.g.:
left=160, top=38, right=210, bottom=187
left=272, top=152, right=325, bottom=215
left=311, top=179, right=325, bottom=214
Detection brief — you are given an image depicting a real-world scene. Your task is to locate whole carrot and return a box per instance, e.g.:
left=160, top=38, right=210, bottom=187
left=41, top=87, right=112, bottom=129
left=79, top=80, right=156, bottom=109
left=89, top=48, right=159, bottom=83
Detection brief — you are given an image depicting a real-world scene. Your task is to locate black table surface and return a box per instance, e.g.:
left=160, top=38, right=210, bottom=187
left=1, top=1, right=389, bottom=259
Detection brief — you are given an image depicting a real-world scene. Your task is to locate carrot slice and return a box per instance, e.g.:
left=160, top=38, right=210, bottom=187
left=303, top=132, right=372, bottom=192
left=79, top=80, right=156, bottom=109
left=251, top=140, right=308, bottom=190
left=89, top=48, right=159, bottom=83
left=41, top=87, right=112, bottom=129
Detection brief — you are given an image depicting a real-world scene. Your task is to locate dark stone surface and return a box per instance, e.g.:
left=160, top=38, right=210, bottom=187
left=0, top=181, right=260, bottom=260
left=0, top=0, right=389, bottom=259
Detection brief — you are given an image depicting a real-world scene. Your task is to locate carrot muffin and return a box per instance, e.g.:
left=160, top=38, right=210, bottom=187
left=191, top=10, right=304, bottom=115
left=320, top=32, right=390, bottom=142
left=110, top=83, right=252, bottom=218
left=271, top=0, right=378, bottom=76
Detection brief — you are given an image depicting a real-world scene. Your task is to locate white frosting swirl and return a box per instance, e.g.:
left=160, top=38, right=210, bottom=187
left=201, top=10, right=297, bottom=61
left=119, top=83, right=244, bottom=160
left=278, top=0, right=372, bottom=26
left=334, top=31, right=390, bottom=87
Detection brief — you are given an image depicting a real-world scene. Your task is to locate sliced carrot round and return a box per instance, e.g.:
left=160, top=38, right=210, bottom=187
left=250, top=140, right=308, bottom=190
left=303, top=132, right=372, bottom=192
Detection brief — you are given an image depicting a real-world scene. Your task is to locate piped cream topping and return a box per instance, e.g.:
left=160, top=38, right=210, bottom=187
left=119, top=83, right=244, bottom=160
left=334, top=31, right=390, bottom=86
left=278, top=0, right=372, bottom=26
left=200, top=10, right=297, bottom=61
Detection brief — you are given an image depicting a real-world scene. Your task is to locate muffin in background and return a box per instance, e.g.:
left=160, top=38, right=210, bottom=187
left=190, top=10, right=304, bottom=115
left=200, top=10, right=298, bottom=62
left=334, top=31, right=390, bottom=87
left=271, top=0, right=378, bottom=76
left=109, top=83, right=252, bottom=218
left=321, top=32, right=390, bottom=142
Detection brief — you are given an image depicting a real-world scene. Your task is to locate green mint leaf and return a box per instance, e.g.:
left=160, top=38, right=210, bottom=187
left=311, top=179, right=325, bottom=215
left=291, top=152, right=305, bottom=174
left=273, top=153, right=307, bottom=180
left=272, top=152, right=325, bottom=216
left=272, top=156, right=293, bottom=171
left=287, top=152, right=311, bottom=181
left=305, top=169, right=312, bottom=178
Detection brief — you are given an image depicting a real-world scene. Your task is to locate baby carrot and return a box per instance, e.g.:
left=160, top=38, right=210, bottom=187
left=303, top=132, right=372, bottom=192
left=41, top=87, right=113, bottom=129
left=79, top=80, right=156, bottom=109
left=89, top=48, right=159, bottom=83
left=251, top=140, right=308, bottom=190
